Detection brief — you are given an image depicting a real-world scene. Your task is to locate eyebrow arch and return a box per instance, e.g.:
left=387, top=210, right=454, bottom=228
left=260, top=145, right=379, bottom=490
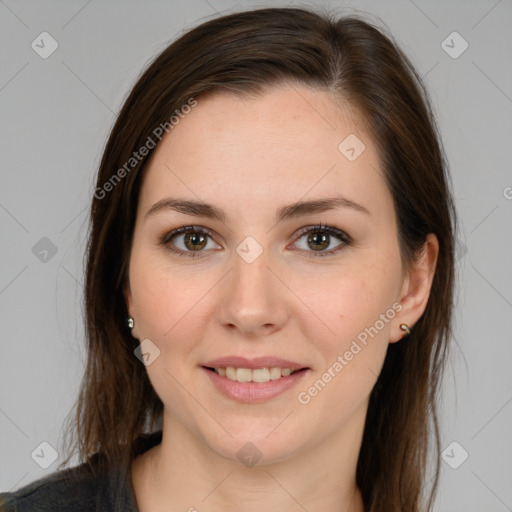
left=144, top=195, right=370, bottom=223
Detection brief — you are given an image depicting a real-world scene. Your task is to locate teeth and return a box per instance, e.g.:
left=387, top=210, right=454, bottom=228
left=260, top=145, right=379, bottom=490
left=236, top=368, right=252, bottom=382
left=215, top=367, right=298, bottom=383
left=269, top=367, right=282, bottom=380
left=252, top=368, right=270, bottom=382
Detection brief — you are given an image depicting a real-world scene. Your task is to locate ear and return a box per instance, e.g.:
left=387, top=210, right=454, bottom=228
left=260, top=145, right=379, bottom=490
left=390, top=233, right=439, bottom=343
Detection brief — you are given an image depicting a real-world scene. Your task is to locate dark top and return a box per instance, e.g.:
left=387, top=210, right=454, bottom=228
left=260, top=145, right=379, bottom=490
left=0, top=431, right=163, bottom=512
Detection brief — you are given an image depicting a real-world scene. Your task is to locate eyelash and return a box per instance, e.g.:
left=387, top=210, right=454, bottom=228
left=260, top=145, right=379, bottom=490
left=160, top=223, right=352, bottom=259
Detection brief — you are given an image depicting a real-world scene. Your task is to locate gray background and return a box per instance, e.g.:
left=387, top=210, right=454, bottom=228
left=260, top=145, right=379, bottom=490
left=1, top=0, right=511, bottom=510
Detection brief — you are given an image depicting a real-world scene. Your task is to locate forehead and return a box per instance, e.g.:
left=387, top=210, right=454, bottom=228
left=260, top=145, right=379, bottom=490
left=160, top=84, right=366, bottom=159
left=138, top=83, right=391, bottom=222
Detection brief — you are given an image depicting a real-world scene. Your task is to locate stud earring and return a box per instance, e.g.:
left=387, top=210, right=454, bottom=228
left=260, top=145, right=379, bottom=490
left=399, top=323, right=411, bottom=335
left=127, top=316, right=134, bottom=329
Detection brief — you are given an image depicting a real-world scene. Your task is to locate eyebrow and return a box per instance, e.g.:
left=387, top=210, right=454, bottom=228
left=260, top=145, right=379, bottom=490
left=144, top=195, right=370, bottom=223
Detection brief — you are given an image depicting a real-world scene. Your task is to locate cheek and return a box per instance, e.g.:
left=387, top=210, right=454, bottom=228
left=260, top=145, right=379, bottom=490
left=293, top=257, right=400, bottom=411
left=128, top=249, right=213, bottom=420
left=295, top=256, right=399, bottom=346
left=128, top=244, right=218, bottom=358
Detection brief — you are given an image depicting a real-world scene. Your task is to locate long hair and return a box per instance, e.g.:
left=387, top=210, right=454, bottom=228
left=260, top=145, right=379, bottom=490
left=60, top=7, right=457, bottom=511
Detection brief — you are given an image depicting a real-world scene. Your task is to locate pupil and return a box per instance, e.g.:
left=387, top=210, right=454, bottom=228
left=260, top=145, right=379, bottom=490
left=309, top=232, right=328, bottom=251
left=186, top=233, right=206, bottom=250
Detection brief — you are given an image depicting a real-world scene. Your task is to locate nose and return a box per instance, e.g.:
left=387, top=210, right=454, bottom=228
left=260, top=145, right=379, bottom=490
left=216, top=243, right=289, bottom=338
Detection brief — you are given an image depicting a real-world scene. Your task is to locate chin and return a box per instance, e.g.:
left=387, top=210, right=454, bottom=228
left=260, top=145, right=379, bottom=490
left=198, top=416, right=311, bottom=468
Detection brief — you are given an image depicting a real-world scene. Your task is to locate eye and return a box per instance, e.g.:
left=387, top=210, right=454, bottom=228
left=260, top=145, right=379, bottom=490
left=160, top=223, right=351, bottom=259
left=161, top=226, right=220, bottom=258
left=291, top=224, right=351, bottom=258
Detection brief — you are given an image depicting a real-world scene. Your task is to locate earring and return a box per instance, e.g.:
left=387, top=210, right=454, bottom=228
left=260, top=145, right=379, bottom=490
left=127, top=316, right=134, bottom=329
left=399, top=323, right=411, bottom=335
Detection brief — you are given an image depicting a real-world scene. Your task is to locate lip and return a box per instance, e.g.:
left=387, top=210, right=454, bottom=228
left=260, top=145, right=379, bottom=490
left=203, top=356, right=307, bottom=371
left=202, top=366, right=310, bottom=403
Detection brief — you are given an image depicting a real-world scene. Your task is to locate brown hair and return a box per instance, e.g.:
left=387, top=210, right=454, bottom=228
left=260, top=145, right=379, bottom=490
left=60, top=6, right=457, bottom=511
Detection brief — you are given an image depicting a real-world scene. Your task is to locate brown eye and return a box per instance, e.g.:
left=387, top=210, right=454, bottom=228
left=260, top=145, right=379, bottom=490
left=183, top=232, right=207, bottom=251
left=306, top=231, right=330, bottom=251
left=161, top=226, right=220, bottom=257
left=292, top=224, right=351, bottom=258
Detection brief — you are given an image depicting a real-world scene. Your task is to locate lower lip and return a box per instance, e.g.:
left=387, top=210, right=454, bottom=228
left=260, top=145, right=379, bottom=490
left=202, top=367, right=309, bottom=403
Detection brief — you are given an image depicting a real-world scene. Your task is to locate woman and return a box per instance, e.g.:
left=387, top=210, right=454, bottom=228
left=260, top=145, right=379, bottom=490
left=0, top=6, right=457, bottom=512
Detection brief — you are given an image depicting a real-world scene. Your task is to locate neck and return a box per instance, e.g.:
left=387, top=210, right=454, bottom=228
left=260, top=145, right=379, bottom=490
left=133, top=409, right=367, bottom=512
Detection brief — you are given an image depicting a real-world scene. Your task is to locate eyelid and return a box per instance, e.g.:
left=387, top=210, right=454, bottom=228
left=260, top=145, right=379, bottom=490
left=160, top=225, right=221, bottom=258
left=289, top=224, right=351, bottom=257
left=292, top=224, right=350, bottom=244
left=160, top=223, right=351, bottom=258
left=160, top=225, right=218, bottom=245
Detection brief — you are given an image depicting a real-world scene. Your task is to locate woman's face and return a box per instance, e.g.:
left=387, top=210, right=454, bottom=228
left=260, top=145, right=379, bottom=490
left=125, top=83, right=419, bottom=464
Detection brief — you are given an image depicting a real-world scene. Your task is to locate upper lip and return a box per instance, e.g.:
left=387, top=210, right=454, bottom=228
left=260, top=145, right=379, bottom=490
left=203, top=356, right=308, bottom=370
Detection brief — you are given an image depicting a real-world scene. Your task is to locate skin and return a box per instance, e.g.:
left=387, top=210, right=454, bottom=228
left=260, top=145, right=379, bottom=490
left=125, top=82, right=438, bottom=512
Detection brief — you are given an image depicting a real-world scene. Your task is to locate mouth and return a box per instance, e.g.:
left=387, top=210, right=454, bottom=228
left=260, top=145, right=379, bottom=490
left=201, top=359, right=310, bottom=403
left=201, top=356, right=310, bottom=402
left=202, top=366, right=306, bottom=383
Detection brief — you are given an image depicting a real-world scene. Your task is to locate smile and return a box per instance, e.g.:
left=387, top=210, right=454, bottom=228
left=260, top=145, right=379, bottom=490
left=210, top=366, right=300, bottom=383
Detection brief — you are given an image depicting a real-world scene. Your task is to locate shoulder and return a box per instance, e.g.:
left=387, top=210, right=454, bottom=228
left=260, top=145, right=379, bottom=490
left=0, top=463, right=100, bottom=512
left=0, top=432, right=162, bottom=512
